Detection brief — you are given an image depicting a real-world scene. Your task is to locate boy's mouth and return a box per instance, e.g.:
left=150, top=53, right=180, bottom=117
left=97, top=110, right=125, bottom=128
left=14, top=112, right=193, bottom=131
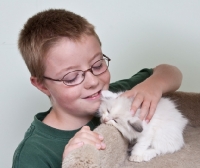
left=84, top=90, right=101, bottom=99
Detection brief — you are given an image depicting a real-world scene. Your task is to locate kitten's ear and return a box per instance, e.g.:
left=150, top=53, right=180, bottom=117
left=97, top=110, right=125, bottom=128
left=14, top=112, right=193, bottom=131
left=128, top=120, right=143, bottom=133
left=101, top=90, right=118, bottom=99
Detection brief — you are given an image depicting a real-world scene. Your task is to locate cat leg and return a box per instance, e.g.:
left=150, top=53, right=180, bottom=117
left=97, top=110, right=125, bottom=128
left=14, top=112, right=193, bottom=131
left=129, top=146, right=158, bottom=162
left=127, top=139, right=137, bottom=156
left=141, top=148, right=158, bottom=161
left=129, top=136, right=152, bottom=162
left=129, top=128, right=156, bottom=163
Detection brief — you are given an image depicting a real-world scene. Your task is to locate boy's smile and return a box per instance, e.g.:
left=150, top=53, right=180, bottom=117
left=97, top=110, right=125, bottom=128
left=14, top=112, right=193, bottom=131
left=83, top=90, right=101, bottom=99
left=39, top=35, right=110, bottom=129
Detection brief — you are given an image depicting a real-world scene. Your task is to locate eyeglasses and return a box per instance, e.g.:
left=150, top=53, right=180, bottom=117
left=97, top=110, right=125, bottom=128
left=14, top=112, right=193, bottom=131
left=43, top=54, right=111, bottom=86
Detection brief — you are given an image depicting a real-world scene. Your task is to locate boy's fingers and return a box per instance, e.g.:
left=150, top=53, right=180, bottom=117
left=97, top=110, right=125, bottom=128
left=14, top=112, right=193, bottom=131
left=139, top=101, right=150, bottom=120
left=145, top=102, right=157, bottom=122
left=81, top=126, right=90, bottom=131
left=63, top=142, right=84, bottom=159
left=76, top=132, right=102, bottom=144
left=80, top=129, right=104, bottom=141
left=73, top=127, right=104, bottom=148
left=130, top=94, right=143, bottom=114
left=71, top=137, right=105, bottom=150
left=79, top=125, right=103, bottom=140
left=100, top=142, right=106, bottom=149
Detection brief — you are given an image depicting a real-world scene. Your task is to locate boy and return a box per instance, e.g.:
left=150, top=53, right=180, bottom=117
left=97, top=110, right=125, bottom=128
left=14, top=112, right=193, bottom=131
left=12, top=9, right=182, bottom=168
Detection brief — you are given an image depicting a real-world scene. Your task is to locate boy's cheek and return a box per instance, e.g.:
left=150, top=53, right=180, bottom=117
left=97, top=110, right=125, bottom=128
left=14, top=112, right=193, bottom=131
left=103, top=84, right=110, bottom=90
left=105, top=70, right=111, bottom=85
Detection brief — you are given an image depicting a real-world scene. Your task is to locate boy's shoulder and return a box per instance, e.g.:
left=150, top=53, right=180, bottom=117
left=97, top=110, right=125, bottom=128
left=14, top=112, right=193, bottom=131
left=109, top=68, right=153, bottom=92
left=12, top=112, right=67, bottom=168
left=12, top=124, right=47, bottom=167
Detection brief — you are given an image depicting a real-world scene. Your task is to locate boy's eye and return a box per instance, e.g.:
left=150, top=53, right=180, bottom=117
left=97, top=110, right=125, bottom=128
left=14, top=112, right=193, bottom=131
left=107, top=109, right=110, bottom=113
left=63, top=72, right=81, bottom=84
left=92, top=63, right=103, bottom=70
left=64, top=76, right=78, bottom=84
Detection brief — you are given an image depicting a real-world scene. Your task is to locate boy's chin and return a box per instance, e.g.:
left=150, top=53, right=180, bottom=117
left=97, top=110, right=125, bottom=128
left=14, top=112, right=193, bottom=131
left=87, top=104, right=100, bottom=114
left=79, top=100, right=101, bottom=115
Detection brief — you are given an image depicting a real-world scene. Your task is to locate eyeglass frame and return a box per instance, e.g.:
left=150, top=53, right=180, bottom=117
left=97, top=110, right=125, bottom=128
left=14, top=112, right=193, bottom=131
left=43, top=54, right=111, bottom=86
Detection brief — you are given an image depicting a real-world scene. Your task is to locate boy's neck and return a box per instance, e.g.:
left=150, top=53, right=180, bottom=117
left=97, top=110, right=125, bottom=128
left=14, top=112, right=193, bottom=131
left=42, top=109, right=93, bottom=130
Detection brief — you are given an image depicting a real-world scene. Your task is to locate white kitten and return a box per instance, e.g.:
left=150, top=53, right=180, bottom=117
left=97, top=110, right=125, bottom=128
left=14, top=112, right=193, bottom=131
left=98, top=90, right=188, bottom=162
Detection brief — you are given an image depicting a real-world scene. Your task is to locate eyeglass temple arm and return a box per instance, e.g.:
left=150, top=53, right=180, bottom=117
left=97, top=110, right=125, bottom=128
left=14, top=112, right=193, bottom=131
left=103, top=54, right=111, bottom=61
left=43, top=76, right=62, bottom=82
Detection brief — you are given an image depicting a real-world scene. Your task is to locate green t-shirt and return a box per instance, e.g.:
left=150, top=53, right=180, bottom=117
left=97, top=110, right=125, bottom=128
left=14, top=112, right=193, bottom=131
left=12, top=68, right=153, bottom=168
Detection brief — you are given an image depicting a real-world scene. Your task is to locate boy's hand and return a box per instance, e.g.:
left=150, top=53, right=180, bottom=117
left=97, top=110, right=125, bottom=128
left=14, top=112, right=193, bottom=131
left=121, top=80, right=162, bottom=122
left=62, top=126, right=105, bottom=159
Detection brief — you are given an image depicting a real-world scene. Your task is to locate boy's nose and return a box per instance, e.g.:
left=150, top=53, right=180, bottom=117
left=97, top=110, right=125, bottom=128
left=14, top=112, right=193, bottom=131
left=83, top=71, right=99, bottom=89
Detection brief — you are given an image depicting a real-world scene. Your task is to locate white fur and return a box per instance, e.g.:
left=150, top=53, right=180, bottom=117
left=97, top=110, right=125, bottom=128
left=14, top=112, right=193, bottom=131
left=98, top=90, right=188, bottom=162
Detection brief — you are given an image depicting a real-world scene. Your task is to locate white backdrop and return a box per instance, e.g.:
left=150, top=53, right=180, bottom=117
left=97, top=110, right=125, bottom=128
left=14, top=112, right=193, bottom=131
left=1, top=1, right=200, bottom=167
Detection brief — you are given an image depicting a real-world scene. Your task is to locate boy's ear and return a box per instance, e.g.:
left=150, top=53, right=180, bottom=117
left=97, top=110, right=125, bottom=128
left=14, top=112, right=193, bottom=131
left=30, top=77, right=51, bottom=96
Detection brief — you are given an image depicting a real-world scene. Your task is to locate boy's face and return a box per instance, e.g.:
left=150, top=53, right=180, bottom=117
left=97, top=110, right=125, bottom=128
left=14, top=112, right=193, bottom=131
left=41, top=35, right=110, bottom=119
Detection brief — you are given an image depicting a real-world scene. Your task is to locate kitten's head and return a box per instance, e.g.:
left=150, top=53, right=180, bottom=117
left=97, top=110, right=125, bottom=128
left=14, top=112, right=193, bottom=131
left=98, top=90, right=143, bottom=141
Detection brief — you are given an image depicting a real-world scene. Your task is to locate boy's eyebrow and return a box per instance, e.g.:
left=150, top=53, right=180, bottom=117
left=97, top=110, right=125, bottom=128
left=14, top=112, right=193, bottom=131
left=56, top=52, right=103, bottom=76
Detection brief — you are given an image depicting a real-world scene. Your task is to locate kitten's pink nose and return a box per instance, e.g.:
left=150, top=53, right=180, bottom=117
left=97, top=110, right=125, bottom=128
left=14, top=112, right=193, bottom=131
left=103, top=117, right=110, bottom=123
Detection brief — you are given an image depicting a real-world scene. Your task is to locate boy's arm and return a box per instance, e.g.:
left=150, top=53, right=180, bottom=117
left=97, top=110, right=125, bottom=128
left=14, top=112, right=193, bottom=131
left=122, top=64, right=182, bottom=122
left=109, top=68, right=153, bottom=92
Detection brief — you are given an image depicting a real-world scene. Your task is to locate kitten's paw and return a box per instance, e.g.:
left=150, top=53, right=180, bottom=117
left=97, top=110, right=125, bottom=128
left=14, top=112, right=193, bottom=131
left=129, top=149, right=157, bottom=162
left=143, top=153, right=156, bottom=162
left=143, top=149, right=157, bottom=161
left=129, top=155, right=144, bottom=162
left=105, top=120, right=115, bottom=126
